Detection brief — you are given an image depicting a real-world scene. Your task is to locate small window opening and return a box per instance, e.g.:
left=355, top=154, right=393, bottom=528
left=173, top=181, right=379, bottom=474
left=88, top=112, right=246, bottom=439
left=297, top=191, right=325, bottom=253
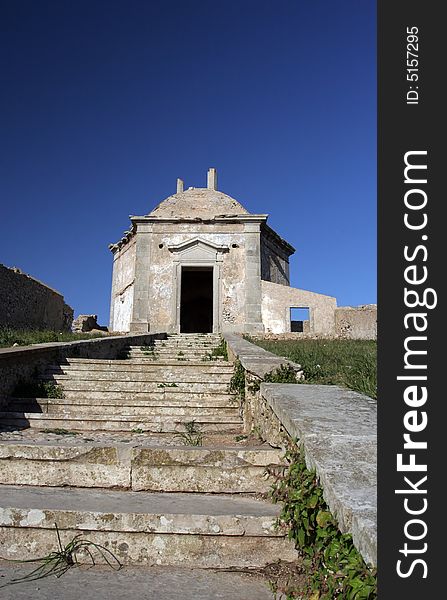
left=290, top=307, right=310, bottom=333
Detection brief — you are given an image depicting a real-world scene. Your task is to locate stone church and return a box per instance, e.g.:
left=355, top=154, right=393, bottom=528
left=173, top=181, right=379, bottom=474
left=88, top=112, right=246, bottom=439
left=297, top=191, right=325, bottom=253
left=109, top=168, right=338, bottom=335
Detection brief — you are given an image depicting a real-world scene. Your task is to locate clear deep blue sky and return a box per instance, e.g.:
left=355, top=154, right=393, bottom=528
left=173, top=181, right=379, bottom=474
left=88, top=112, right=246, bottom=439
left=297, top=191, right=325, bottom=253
left=1, top=0, right=376, bottom=326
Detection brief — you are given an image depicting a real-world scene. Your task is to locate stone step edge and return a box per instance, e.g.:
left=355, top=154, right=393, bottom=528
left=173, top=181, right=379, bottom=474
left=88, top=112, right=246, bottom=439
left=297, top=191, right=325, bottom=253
left=0, top=443, right=284, bottom=466
left=0, top=412, right=241, bottom=423
left=55, top=359, right=234, bottom=367
left=0, top=486, right=283, bottom=538
left=7, top=397, right=237, bottom=406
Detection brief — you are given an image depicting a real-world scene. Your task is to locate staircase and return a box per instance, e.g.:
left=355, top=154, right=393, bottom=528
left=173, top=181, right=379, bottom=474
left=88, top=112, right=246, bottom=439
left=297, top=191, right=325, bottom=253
left=0, top=334, right=296, bottom=569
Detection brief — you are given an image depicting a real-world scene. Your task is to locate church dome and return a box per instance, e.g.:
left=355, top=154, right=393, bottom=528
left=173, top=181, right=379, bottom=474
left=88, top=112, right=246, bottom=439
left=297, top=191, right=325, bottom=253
left=148, top=187, right=250, bottom=219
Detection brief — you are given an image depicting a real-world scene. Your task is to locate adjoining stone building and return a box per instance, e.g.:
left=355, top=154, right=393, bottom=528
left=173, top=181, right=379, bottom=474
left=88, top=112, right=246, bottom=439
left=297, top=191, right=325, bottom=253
left=109, top=169, right=370, bottom=336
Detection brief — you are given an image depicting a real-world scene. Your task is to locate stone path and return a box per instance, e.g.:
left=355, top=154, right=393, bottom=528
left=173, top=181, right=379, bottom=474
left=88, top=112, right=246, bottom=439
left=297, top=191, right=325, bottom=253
left=0, top=562, right=273, bottom=600
left=0, top=334, right=296, bottom=589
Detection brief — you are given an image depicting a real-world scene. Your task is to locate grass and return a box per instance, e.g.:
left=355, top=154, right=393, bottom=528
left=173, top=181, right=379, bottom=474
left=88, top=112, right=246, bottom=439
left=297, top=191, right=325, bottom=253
left=174, top=420, right=203, bottom=446
left=248, top=338, right=376, bottom=399
left=0, top=327, right=106, bottom=349
left=42, top=428, right=78, bottom=436
left=0, top=523, right=121, bottom=588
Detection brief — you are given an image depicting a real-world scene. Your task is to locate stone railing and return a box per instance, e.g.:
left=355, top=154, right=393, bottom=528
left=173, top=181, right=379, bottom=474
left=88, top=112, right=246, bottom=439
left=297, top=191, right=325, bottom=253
left=0, top=332, right=167, bottom=405
left=223, top=333, right=377, bottom=567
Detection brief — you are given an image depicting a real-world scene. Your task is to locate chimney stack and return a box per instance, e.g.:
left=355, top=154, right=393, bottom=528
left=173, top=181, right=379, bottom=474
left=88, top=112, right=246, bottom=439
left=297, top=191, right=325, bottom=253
left=176, top=178, right=184, bottom=193
left=207, top=168, right=217, bottom=190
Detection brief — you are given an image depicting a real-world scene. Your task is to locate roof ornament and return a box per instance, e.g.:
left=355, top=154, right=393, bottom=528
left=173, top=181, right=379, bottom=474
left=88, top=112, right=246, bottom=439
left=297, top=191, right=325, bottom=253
left=207, top=168, right=217, bottom=190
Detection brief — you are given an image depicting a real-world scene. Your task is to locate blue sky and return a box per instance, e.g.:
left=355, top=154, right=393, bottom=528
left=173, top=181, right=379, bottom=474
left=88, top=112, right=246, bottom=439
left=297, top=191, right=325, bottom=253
left=1, top=0, right=376, bottom=326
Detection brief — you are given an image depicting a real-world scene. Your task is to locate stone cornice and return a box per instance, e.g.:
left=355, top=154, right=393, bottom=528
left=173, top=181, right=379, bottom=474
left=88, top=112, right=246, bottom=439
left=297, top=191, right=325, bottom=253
left=261, top=223, right=295, bottom=256
left=130, top=214, right=268, bottom=224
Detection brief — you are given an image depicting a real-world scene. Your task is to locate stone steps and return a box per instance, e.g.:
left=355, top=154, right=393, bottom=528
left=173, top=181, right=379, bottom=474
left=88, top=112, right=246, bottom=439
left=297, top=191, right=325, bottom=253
left=44, top=361, right=234, bottom=372
left=0, top=333, right=296, bottom=569
left=0, top=485, right=297, bottom=568
left=51, top=381, right=230, bottom=394
left=0, top=412, right=242, bottom=433
left=4, top=399, right=239, bottom=418
left=0, top=443, right=283, bottom=493
left=8, top=396, right=236, bottom=408
left=51, top=390, right=234, bottom=401
left=41, top=371, right=233, bottom=383
left=124, top=352, right=225, bottom=362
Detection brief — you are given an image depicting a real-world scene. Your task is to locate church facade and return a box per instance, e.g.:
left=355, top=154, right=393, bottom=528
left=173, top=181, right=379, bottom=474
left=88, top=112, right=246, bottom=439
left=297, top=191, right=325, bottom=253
left=109, top=169, right=337, bottom=335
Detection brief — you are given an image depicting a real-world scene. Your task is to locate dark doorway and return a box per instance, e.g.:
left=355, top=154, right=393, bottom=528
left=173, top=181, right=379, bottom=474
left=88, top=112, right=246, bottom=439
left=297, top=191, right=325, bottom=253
left=180, top=267, right=213, bottom=333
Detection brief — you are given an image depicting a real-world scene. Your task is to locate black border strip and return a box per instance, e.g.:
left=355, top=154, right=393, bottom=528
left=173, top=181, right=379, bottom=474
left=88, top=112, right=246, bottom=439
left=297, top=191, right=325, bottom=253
left=378, top=1, right=442, bottom=596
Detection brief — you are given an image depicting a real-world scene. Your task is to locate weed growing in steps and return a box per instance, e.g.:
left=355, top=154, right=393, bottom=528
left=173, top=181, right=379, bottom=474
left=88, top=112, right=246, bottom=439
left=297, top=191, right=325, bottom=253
left=269, top=444, right=377, bottom=599
left=174, top=420, right=203, bottom=446
left=12, top=380, right=64, bottom=399
left=157, top=382, right=178, bottom=388
left=229, top=360, right=245, bottom=399
left=201, top=338, right=228, bottom=361
left=0, top=523, right=122, bottom=588
left=42, top=428, right=79, bottom=436
left=210, top=339, right=228, bottom=360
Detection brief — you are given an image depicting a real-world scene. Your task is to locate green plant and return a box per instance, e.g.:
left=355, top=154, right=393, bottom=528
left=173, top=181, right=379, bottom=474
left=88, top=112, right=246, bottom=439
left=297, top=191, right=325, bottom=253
left=270, top=444, right=377, bottom=599
left=13, top=380, right=64, bottom=399
left=235, top=434, right=248, bottom=442
left=131, top=427, right=144, bottom=433
left=157, top=382, right=178, bottom=388
left=174, top=420, right=203, bottom=446
left=210, top=339, right=228, bottom=360
left=229, top=360, right=245, bottom=399
left=0, top=523, right=121, bottom=588
left=42, top=428, right=78, bottom=436
left=264, top=363, right=298, bottom=384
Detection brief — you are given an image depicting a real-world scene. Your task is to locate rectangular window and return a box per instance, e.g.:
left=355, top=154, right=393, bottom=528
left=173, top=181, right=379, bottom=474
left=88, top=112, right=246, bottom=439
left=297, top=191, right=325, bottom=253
left=290, top=307, right=310, bottom=332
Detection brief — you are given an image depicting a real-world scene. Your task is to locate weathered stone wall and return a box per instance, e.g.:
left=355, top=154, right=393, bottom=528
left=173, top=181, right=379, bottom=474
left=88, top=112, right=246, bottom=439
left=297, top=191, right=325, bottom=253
left=0, top=264, right=73, bottom=331
left=0, top=332, right=166, bottom=406
left=335, top=305, right=377, bottom=340
left=224, top=333, right=377, bottom=567
left=109, top=238, right=136, bottom=331
left=261, top=280, right=337, bottom=335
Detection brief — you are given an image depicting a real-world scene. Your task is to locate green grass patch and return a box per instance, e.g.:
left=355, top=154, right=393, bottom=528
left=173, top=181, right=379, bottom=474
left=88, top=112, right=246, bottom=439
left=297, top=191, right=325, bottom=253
left=0, top=327, right=106, bottom=349
left=247, top=338, right=376, bottom=399
left=42, top=428, right=78, bottom=436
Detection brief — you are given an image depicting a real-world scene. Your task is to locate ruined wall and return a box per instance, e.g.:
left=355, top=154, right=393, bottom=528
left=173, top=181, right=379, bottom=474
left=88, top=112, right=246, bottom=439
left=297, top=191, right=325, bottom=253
left=260, top=235, right=290, bottom=285
left=109, top=239, right=136, bottom=332
left=0, top=264, right=73, bottom=331
left=335, top=305, right=377, bottom=340
left=261, top=280, right=337, bottom=335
